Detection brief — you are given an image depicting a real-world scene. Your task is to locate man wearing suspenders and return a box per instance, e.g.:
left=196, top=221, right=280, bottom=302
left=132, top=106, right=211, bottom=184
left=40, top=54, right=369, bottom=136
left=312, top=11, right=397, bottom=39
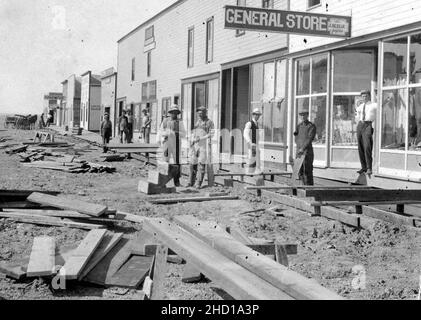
left=244, top=108, right=262, bottom=174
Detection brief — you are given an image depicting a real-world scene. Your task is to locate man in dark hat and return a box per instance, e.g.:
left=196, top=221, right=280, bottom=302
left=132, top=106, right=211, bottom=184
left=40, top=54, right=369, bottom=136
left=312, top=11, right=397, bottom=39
left=118, top=110, right=129, bottom=144
left=294, top=106, right=317, bottom=185
left=188, top=106, right=215, bottom=188
left=159, top=105, right=185, bottom=186
left=141, top=109, right=152, bottom=144
left=356, top=90, right=377, bottom=176
left=100, top=113, right=112, bottom=153
left=244, top=108, right=262, bottom=174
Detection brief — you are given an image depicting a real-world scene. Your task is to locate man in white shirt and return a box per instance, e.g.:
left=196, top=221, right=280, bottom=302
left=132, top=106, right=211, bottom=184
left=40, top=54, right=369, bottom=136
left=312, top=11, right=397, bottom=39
left=355, top=90, right=377, bottom=175
left=244, top=108, right=262, bottom=174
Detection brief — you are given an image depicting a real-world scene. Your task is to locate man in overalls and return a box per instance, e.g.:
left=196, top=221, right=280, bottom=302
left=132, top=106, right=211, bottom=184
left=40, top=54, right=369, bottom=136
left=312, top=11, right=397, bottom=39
left=244, top=108, right=262, bottom=174
left=188, top=106, right=214, bottom=189
left=294, top=106, right=317, bottom=185
left=159, top=105, right=185, bottom=186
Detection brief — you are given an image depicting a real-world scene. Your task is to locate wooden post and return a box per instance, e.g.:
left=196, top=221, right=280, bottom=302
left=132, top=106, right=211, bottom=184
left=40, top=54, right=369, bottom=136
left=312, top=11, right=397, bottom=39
left=275, top=244, right=289, bottom=267
left=355, top=205, right=363, bottom=215
left=396, top=204, right=405, bottom=214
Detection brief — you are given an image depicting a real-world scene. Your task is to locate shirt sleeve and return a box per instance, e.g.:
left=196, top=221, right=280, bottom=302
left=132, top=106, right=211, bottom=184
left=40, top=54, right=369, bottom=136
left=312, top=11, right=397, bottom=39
left=244, top=122, right=252, bottom=144
left=301, top=124, right=316, bottom=151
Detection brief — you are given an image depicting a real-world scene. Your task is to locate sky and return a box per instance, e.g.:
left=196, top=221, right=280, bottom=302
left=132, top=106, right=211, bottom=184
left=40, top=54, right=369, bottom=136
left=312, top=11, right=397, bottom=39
left=0, top=0, right=178, bottom=115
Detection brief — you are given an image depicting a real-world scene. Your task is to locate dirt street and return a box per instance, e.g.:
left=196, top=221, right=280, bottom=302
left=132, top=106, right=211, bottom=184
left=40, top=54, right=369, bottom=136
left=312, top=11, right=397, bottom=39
left=0, top=126, right=420, bottom=300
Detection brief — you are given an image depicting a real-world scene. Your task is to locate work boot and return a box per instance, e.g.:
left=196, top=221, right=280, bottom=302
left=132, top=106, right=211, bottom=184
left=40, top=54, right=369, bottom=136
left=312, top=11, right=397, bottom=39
left=194, top=164, right=206, bottom=189
left=187, top=164, right=197, bottom=187
left=173, top=165, right=181, bottom=187
left=357, top=169, right=367, bottom=174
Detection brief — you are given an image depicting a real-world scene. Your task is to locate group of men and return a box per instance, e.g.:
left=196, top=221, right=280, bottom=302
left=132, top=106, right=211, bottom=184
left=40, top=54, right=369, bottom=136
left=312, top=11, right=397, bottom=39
left=100, top=88, right=376, bottom=187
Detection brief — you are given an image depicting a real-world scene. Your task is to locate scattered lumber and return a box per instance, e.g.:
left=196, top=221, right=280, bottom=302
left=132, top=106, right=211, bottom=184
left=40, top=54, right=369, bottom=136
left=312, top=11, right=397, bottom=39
left=275, top=244, right=289, bottom=267
left=0, top=261, right=26, bottom=280
left=100, top=154, right=126, bottom=162
left=26, top=237, right=55, bottom=277
left=77, top=232, right=124, bottom=280
left=361, top=206, right=420, bottom=228
left=214, top=171, right=291, bottom=177
left=3, top=209, right=92, bottom=219
left=182, top=262, right=203, bottom=283
left=108, top=143, right=160, bottom=149
left=247, top=244, right=297, bottom=256
left=310, top=200, right=421, bottom=207
left=108, top=255, right=154, bottom=289
left=60, top=229, right=107, bottom=280
left=149, top=245, right=168, bottom=300
left=143, top=218, right=294, bottom=300
left=138, top=180, right=176, bottom=195
left=0, top=212, right=106, bottom=230
left=173, top=215, right=343, bottom=300
left=301, top=189, right=421, bottom=202
left=27, top=192, right=108, bottom=217
left=245, top=185, right=374, bottom=191
left=6, top=145, right=27, bottom=154
left=149, top=195, right=239, bottom=204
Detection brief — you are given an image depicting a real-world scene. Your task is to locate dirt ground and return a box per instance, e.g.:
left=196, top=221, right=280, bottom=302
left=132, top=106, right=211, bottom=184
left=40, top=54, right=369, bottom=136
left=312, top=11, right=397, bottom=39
left=0, top=124, right=420, bottom=300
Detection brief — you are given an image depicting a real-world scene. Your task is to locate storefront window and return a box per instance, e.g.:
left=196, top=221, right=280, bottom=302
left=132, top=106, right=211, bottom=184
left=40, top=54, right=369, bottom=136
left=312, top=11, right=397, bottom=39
left=332, top=95, right=358, bottom=146
left=251, top=63, right=263, bottom=103
left=381, top=89, right=407, bottom=150
left=312, top=55, right=327, bottom=94
left=263, top=62, right=275, bottom=101
left=311, top=96, right=326, bottom=144
left=408, top=87, right=421, bottom=150
left=297, top=58, right=310, bottom=95
left=410, top=34, right=421, bottom=85
left=383, top=37, right=408, bottom=87
left=334, top=51, right=373, bottom=92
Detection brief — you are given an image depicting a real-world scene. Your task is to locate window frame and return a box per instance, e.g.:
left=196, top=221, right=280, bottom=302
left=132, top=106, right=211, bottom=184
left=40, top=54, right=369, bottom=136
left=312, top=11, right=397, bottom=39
left=205, top=17, right=214, bottom=64
left=131, top=57, right=136, bottom=82
left=147, top=52, right=151, bottom=77
left=161, top=97, right=172, bottom=121
left=307, top=0, right=321, bottom=10
left=262, top=0, right=274, bottom=9
left=187, top=26, right=195, bottom=68
left=145, top=25, right=154, bottom=42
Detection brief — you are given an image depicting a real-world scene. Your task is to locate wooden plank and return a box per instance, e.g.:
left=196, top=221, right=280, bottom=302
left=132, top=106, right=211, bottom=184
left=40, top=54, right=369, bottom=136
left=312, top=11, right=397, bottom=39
left=248, top=244, right=297, bottom=256
left=60, top=229, right=107, bottom=280
left=229, top=226, right=254, bottom=245
left=150, top=245, right=168, bottom=300
left=361, top=206, right=418, bottom=227
left=0, top=261, right=26, bottom=280
left=264, top=192, right=320, bottom=216
left=214, top=172, right=291, bottom=177
left=320, top=207, right=360, bottom=228
left=173, top=215, right=343, bottom=300
left=78, top=232, right=124, bottom=280
left=108, top=143, right=160, bottom=149
left=182, top=262, right=203, bottom=283
left=138, top=180, right=176, bottom=195
left=292, top=153, right=306, bottom=181
left=143, top=218, right=293, bottom=300
left=302, top=189, right=421, bottom=202
left=275, top=244, right=289, bottom=267
left=148, top=171, right=173, bottom=186
left=3, top=209, right=91, bottom=219
left=108, top=255, right=154, bottom=289
left=27, top=192, right=108, bottom=217
left=0, top=212, right=105, bottom=230
left=27, top=237, right=55, bottom=277
left=310, top=200, right=421, bottom=206
left=149, top=195, right=239, bottom=204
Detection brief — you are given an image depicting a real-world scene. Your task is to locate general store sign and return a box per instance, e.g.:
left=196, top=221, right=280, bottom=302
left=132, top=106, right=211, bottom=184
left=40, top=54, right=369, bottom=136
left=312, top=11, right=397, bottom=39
left=224, top=6, right=351, bottom=38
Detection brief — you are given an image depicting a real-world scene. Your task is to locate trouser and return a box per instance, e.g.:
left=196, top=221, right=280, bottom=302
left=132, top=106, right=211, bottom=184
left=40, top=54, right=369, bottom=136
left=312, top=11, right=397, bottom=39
left=247, top=145, right=261, bottom=173
left=120, top=130, right=128, bottom=143
left=298, top=148, right=314, bottom=186
left=357, top=121, right=373, bottom=171
left=102, top=135, right=110, bottom=153
left=188, top=143, right=209, bottom=187
left=142, top=127, right=151, bottom=144
left=163, top=135, right=181, bottom=185
left=127, top=123, right=133, bottom=143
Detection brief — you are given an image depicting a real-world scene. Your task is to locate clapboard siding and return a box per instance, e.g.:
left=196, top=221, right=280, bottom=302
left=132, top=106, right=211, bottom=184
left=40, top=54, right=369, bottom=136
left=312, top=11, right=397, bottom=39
left=289, top=0, right=421, bottom=53
left=117, top=0, right=289, bottom=120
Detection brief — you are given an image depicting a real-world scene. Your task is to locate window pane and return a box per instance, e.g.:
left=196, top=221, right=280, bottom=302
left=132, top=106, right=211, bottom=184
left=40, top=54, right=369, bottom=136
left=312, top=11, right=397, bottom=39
left=251, top=63, right=263, bottom=102
left=381, top=89, right=407, bottom=150
left=311, top=96, right=327, bottom=145
left=332, top=95, right=358, bottom=146
left=410, top=34, right=421, bottom=85
left=272, top=100, right=287, bottom=143
left=408, top=87, right=421, bottom=150
left=334, top=51, right=373, bottom=92
left=275, top=60, right=286, bottom=100
left=262, top=102, right=272, bottom=141
left=297, top=58, right=310, bottom=95
left=383, top=37, right=408, bottom=86
left=312, top=54, right=327, bottom=93
left=263, top=62, right=275, bottom=101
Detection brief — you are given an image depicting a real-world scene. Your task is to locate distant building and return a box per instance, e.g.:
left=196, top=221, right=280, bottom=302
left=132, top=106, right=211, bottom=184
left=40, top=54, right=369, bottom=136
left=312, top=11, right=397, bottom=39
left=80, top=71, right=102, bottom=132
left=43, top=92, right=63, bottom=126
left=100, top=67, right=118, bottom=137
left=61, top=75, right=81, bottom=128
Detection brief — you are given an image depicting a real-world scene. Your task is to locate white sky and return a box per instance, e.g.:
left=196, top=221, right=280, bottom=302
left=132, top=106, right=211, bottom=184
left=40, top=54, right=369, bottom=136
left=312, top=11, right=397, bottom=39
left=0, top=0, right=178, bottom=115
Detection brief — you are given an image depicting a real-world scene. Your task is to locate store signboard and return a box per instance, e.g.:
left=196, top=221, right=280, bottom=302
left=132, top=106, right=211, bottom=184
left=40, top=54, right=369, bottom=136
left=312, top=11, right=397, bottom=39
left=44, top=93, right=63, bottom=100
left=224, top=6, right=351, bottom=38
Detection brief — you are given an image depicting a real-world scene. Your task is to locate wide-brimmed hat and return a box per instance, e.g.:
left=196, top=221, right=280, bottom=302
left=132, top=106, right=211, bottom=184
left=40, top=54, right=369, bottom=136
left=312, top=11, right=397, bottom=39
left=168, top=105, right=181, bottom=114
left=298, top=105, right=309, bottom=115
left=360, top=89, right=370, bottom=96
left=197, top=106, right=207, bottom=112
left=252, top=108, right=262, bottom=115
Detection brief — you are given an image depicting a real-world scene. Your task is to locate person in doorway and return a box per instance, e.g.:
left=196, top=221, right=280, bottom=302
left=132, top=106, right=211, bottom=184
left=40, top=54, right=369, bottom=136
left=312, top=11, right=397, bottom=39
left=46, top=112, right=53, bottom=127
left=188, top=106, right=215, bottom=189
left=141, top=109, right=151, bottom=144
left=244, top=108, right=262, bottom=174
left=127, top=110, right=134, bottom=143
left=100, top=113, right=112, bottom=153
left=159, top=105, right=185, bottom=187
left=118, top=110, right=129, bottom=144
left=294, top=106, right=317, bottom=186
left=355, top=90, right=377, bottom=176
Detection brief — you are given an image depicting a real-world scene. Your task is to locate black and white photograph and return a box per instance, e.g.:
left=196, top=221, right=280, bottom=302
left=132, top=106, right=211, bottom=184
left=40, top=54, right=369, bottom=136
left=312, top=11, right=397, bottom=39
left=0, top=0, right=420, bottom=305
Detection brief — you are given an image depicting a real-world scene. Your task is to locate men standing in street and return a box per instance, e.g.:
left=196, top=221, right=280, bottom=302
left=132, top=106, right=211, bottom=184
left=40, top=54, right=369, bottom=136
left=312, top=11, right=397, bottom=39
left=141, top=109, right=151, bottom=144
left=188, top=106, right=214, bottom=189
left=119, top=110, right=129, bottom=144
left=244, top=108, right=262, bottom=174
left=100, top=113, right=112, bottom=153
left=160, top=105, right=185, bottom=187
left=356, top=90, right=377, bottom=176
left=127, top=110, right=134, bottom=143
left=294, top=106, right=317, bottom=185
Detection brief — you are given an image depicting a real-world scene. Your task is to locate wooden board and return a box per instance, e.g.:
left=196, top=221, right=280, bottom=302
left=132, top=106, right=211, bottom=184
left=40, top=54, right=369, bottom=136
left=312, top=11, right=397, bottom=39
left=3, top=209, right=91, bottom=219
left=181, top=262, right=202, bottom=283
left=150, top=245, right=168, bottom=300
left=27, top=192, right=108, bottom=217
left=27, top=237, right=55, bottom=277
left=265, top=192, right=319, bottom=216
left=361, top=206, right=418, bottom=228
left=108, top=143, right=160, bottom=149
left=311, top=200, right=421, bottom=206
left=292, top=153, right=306, bottom=181
left=275, top=244, right=289, bottom=267
left=143, top=218, right=293, bottom=300
left=60, top=229, right=107, bottom=280
left=0, top=261, right=26, bottom=280
left=320, top=207, right=361, bottom=228
left=148, top=171, right=173, bottom=186
left=173, top=215, right=343, bottom=300
left=149, top=195, right=239, bottom=204
left=302, top=189, right=421, bottom=202
left=108, top=255, right=154, bottom=289
left=78, top=232, right=124, bottom=280
left=248, top=244, right=297, bottom=256
left=214, top=172, right=291, bottom=177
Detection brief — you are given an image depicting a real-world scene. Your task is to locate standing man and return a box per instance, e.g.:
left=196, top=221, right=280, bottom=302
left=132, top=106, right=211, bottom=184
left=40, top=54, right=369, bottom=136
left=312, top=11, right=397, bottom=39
left=118, top=110, right=129, bottom=144
left=294, top=106, right=317, bottom=186
left=356, top=90, right=377, bottom=176
left=127, top=110, right=134, bottom=143
left=160, top=105, right=185, bottom=186
left=188, top=106, right=214, bottom=189
left=244, top=108, right=262, bottom=174
left=100, top=113, right=112, bottom=153
left=141, top=109, right=151, bottom=144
